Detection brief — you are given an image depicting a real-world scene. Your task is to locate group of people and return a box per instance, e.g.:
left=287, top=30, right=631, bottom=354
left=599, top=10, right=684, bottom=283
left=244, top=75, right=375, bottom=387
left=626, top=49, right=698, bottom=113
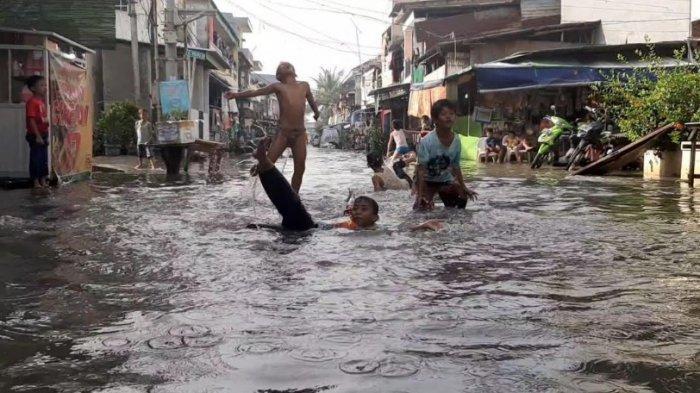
left=228, top=62, right=477, bottom=232
left=482, top=127, right=537, bottom=164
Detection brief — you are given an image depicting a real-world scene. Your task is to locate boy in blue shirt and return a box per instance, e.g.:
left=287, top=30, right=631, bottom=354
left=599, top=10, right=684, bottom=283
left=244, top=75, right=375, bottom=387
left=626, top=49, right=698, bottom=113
left=415, top=100, right=478, bottom=210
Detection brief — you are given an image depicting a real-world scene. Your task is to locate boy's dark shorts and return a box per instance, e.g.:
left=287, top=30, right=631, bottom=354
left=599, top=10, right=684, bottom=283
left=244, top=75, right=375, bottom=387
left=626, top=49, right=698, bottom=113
left=419, top=181, right=467, bottom=209
left=138, top=144, right=152, bottom=159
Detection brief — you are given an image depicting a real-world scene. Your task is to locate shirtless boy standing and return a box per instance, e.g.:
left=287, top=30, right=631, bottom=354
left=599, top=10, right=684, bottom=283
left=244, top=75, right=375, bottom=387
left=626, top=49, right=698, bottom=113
left=225, top=62, right=320, bottom=193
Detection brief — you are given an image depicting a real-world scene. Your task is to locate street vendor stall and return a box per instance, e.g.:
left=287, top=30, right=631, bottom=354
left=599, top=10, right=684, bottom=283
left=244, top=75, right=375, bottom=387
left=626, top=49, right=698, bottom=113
left=0, top=27, right=95, bottom=184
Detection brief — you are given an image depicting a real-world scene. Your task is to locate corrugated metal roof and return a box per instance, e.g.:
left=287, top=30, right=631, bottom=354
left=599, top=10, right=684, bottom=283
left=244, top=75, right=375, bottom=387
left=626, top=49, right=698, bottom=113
left=0, top=27, right=94, bottom=53
left=0, top=0, right=118, bottom=48
left=521, top=0, right=560, bottom=20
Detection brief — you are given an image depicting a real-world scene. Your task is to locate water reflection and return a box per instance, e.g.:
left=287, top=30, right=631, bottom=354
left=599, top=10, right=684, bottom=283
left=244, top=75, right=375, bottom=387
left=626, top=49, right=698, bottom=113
left=0, top=147, right=699, bottom=392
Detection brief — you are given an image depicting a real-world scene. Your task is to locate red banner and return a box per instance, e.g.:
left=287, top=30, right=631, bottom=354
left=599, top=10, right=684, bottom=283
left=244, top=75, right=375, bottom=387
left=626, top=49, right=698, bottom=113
left=49, top=52, right=93, bottom=179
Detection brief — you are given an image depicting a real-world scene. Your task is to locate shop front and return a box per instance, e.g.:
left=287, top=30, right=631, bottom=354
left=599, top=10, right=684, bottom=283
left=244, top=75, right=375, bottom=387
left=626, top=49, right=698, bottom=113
left=369, top=83, right=410, bottom=135
left=0, top=28, right=94, bottom=184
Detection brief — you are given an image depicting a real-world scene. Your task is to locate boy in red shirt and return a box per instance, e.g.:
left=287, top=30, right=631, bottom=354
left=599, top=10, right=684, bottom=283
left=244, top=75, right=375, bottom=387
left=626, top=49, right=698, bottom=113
left=25, top=75, right=50, bottom=188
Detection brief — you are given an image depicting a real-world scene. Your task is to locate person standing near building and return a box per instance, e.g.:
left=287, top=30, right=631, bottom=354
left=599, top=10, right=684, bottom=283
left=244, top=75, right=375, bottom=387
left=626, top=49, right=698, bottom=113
left=25, top=75, right=49, bottom=189
left=135, top=108, right=156, bottom=170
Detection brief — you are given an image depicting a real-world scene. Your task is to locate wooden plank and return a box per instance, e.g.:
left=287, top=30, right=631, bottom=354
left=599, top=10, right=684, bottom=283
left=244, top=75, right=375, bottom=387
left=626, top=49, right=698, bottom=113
left=573, top=124, right=675, bottom=176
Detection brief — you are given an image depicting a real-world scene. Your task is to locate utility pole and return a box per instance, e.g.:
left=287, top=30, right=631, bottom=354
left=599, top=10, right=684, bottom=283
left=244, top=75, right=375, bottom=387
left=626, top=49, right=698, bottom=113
left=150, top=0, right=160, bottom=119
left=129, top=0, right=141, bottom=104
left=164, top=0, right=179, bottom=81
left=350, top=18, right=363, bottom=108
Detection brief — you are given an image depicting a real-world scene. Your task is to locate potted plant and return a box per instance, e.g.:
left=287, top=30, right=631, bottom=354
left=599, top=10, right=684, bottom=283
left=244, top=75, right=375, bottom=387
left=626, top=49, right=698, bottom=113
left=96, top=102, right=140, bottom=156
left=595, top=46, right=700, bottom=179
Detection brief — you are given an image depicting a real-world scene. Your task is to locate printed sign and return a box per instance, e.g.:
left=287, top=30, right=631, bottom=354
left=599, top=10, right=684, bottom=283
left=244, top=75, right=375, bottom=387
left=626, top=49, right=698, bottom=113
left=49, top=52, right=93, bottom=180
left=159, top=80, right=190, bottom=116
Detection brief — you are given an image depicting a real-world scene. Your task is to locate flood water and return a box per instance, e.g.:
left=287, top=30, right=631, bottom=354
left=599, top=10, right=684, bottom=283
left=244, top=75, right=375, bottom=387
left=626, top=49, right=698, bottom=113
left=1, top=147, right=699, bottom=392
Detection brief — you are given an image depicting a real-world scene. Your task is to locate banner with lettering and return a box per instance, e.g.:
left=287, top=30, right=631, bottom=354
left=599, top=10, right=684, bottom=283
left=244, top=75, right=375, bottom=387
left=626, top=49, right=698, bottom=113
left=49, top=52, right=93, bottom=180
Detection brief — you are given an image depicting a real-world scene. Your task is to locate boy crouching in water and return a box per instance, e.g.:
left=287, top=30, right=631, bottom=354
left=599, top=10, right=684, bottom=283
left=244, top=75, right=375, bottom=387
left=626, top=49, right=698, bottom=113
left=415, top=100, right=478, bottom=210
left=226, top=62, right=320, bottom=193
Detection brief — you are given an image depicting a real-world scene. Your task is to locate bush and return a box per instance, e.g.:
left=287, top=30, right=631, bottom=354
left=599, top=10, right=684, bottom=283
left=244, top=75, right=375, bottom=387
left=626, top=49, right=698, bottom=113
left=95, top=102, right=140, bottom=155
left=594, top=45, right=700, bottom=147
left=368, top=127, right=388, bottom=157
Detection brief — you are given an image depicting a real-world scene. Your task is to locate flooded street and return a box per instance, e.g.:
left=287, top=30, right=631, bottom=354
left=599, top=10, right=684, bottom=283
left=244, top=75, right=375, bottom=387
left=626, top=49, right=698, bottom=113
left=1, top=147, right=699, bottom=392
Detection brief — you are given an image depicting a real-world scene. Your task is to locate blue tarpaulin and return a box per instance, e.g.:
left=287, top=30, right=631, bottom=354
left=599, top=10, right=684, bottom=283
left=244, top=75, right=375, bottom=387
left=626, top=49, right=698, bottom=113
left=471, top=59, right=692, bottom=93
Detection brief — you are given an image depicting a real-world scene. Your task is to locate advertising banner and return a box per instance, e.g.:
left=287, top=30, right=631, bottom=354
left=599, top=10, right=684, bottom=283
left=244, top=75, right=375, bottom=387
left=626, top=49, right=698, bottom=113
left=159, top=80, right=190, bottom=117
left=49, top=52, right=93, bottom=180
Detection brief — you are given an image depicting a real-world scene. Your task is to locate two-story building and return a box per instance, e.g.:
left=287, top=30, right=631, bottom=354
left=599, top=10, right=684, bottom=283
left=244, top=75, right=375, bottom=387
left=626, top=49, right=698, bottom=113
left=372, top=0, right=693, bottom=137
left=0, top=0, right=254, bottom=142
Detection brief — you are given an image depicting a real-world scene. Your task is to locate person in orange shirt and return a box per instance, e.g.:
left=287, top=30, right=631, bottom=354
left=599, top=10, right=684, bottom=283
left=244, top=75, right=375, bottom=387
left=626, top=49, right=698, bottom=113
left=25, top=75, right=50, bottom=189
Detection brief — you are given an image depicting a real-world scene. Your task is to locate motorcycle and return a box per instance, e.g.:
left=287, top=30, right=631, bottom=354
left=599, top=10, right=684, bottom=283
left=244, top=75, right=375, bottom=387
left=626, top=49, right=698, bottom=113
left=531, top=107, right=575, bottom=169
left=565, top=106, right=608, bottom=171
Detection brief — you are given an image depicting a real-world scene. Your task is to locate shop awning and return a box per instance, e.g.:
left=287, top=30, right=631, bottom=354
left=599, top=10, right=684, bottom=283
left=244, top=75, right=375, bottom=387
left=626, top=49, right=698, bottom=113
left=473, top=58, right=693, bottom=93
left=210, top=70, right=236, bottom=89
left=368, top=83, right=410, bottom=101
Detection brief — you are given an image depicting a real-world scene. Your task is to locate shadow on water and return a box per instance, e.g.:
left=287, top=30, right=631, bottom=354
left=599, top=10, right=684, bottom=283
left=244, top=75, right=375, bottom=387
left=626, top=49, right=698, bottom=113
left=1, top=147, right=699, bottom=392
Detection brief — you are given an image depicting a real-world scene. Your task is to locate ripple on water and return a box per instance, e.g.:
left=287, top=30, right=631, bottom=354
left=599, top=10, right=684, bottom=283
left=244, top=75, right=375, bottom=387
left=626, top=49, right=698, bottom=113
left=102, top=337, right=131, bottom=348
left=290, top=348, right=348, bottom=363
left=147, top=336, right=185, bottom=350
left=184, top=335, right=223, bottom=348
left=321, top=329, right=362, bottom=344
left=168, top=324, right=211, bottom=338
left=339, top=359, right=380, bottom=374
left=378, top=355, right=422, bottom=377
left=236, top=339, right=287, bottom=354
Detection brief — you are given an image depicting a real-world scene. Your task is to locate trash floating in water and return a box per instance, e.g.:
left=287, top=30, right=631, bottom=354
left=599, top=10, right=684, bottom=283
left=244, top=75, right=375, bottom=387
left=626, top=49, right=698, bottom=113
left=183, top=335, right=223, bottom=348
left=102, top=338, right=130, bottom=348
left=147, top=336, right=186, bottom=350
left=290, top=348, right=347, bottom=363
left=378, top=355, right=421, bottom=377
left=236, top=340, right=287, bottom=354
left=168, top=324, right=211, bottom=338
left=339, top=359, right=380, bottom=374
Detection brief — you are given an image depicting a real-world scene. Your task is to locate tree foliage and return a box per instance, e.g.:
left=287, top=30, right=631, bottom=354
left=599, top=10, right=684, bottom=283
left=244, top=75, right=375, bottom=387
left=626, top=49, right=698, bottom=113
left=312, top=67, right=344, bottom=126
left=594, top=45, right=700, bottom=146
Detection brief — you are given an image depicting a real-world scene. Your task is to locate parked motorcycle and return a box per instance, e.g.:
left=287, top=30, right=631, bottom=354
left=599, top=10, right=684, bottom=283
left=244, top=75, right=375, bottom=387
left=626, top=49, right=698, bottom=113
left=565, top=106, right=608, bottom=171
left=531, top=107, right=575, bottom=169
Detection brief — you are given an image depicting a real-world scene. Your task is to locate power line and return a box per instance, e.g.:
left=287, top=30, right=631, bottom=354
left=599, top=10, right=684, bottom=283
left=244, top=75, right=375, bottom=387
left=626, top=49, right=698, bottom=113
left=221, top=0, right=380, bottom=57
left=252, top=0, right=382, bottom=49
left=252, top=0, right=451, bottom=40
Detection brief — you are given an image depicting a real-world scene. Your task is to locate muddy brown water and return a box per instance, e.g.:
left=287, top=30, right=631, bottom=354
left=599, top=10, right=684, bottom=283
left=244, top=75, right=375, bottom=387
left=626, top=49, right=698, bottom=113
left=1, top=147, right=699, bottom=392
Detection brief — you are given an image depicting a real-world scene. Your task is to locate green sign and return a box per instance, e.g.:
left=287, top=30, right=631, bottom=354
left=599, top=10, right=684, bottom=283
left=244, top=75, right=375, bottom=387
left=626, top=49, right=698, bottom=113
left=186, top=49, right=206, bottom=60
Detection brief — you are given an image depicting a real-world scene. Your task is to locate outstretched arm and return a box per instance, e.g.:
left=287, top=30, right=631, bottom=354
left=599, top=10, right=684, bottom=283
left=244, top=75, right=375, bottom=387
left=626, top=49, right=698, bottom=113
left=304, top=83, right=320, bottom=120
left=225, top=84, right=276, bottom=100
left=452, top=166, right=478, bottom=201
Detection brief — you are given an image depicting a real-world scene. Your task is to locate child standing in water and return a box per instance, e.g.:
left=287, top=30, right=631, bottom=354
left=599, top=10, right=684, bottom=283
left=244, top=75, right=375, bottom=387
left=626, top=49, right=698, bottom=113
left=25, top=75, right=49, bottom=189
left=386, top=120, right=410, bottom=161
left=225, top=62, right=320, bottom=193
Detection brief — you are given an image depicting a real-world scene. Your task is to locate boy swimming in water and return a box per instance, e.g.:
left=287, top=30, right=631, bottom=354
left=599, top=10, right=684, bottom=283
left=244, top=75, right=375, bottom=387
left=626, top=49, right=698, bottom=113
left=252, top=138, right=442, bottom=231
left=226, top=62, right=320, bottom=193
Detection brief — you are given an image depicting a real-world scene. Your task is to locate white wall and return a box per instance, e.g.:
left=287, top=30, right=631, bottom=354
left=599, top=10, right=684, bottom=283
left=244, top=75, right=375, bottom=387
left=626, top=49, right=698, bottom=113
left=562, top=0, right=691, bottom=44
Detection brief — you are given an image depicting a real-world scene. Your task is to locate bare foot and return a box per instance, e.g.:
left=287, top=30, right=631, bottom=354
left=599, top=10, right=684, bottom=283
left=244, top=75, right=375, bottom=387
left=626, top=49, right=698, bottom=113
left=253, top=137, right=271, bottom=162
left=134, top=165, right=143, bottom=170
left=251, top=137, right=273, bottom=175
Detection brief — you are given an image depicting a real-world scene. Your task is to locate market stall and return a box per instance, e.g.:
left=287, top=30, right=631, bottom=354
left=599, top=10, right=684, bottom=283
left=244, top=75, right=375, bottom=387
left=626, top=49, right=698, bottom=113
left=0, top=27, right=94, bottom=184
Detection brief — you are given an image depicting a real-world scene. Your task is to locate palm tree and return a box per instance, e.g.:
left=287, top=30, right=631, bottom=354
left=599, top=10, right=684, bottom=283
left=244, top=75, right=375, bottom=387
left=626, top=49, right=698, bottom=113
left=312, top=67, right=344, bottom=126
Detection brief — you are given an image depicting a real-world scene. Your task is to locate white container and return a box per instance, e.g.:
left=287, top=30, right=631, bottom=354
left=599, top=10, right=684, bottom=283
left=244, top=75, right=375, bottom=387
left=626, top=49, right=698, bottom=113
left=680, top=141, right=700, bottom=180
left=643, top=149, right=681, bottom=180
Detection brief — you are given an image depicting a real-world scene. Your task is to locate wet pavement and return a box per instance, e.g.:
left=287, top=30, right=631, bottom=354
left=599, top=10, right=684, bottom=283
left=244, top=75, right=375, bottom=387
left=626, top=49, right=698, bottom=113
left=1, top=147, right=699, bottom=392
